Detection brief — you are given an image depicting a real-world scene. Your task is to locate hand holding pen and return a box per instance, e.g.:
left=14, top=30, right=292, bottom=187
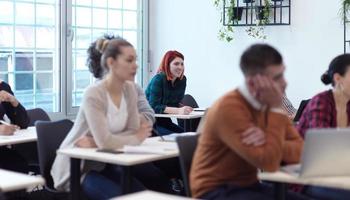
left=0, top=120, right=20, bottom=135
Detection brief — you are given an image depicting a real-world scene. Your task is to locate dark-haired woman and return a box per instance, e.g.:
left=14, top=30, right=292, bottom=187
left=145, top=50, right=191, bottom=135
left=51, top=37, right=172, bottom=200
left=297, top=54, right=350, bottom=200
left=297, top=54, right=350, bottom=137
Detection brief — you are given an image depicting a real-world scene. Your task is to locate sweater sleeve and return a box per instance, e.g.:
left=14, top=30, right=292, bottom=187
left=135, top=84, right=155, bottom=124
left=282, top=121, right=304, bottom=164
left=147, top=75, right=167, bottom=113
left=1, top=82, right=29, bottom=129
left=216, top=99, right=288, bottom=172
left=83, top=83, right=141, bottom=150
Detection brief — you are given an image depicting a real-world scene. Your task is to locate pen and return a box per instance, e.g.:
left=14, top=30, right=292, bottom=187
left=0, top=120, right=11, bottom=126
left=0, top=120, right=19, bottom=130
left=152, top=129, right=165, bottom=141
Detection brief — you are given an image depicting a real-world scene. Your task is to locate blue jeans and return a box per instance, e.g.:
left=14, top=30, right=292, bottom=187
left=82, top=163, right=173, bottom=200
left=304, top=186, right=350, bottom=200
left=201, top=183, right=312, bottom=200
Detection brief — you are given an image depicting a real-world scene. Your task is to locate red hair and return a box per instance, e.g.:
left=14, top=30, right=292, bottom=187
left=157, top=50, right=185, bottom=81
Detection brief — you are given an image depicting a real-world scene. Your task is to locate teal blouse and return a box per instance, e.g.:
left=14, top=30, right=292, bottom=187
left=145, top=72, right=186, bottom=114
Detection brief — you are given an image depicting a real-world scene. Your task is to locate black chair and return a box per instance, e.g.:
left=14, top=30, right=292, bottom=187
left=178, top=94, right=200, bottom=132
left=28, top=108, right=51, bottom=126
left=14, top=108, right=51, bottom=174
left=36, top=119, right=73, bottom=199
left=293, top=99, right=310, bottom=122
left=176, top=134, right=199, bottom=197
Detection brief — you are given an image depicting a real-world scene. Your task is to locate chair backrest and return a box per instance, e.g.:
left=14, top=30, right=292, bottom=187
left=36, top=119, right=73, bottom=190
left=181, top=94, right=199, bottom=108
left=293, top=99, right=310, bottom=122
left=176, top=134, right=199, bottom=197
left=27, top=108, right=51, bottom=126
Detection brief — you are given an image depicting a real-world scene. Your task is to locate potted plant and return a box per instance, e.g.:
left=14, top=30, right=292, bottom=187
left=214, top=0, right=236, bottom=42
left=214, top=0, right=272, bottom=42
left=232, top=6, right=244, bottom=21
left=341, top=0, right=350, bottom=23
left=245, top=0, right=271, bottom=39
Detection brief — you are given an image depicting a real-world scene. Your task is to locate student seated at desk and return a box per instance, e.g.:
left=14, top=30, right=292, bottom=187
left=296, top=54, right=350, bottom=200
left=0, top=81, right=29, bottom=174
left=51, top=37, right=173, bottom=200
left=190, top=44, right=308, bottom=200
left=297, top=54, right=350, bottom=137
left=145, top=50, right=192, bottom=135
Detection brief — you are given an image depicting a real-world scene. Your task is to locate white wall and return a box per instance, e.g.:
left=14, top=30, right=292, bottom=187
left=148, top=0, right=343, bottom=108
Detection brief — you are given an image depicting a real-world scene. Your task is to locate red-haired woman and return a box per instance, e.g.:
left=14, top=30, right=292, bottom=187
left=146, top=50, right=193, bottom=135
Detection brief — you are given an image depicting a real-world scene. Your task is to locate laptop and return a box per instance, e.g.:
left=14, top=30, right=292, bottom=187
left=282, top=128, right=350, bottom=178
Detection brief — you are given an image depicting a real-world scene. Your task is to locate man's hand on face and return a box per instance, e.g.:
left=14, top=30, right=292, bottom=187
left=249, top=75, right=283, bottom=108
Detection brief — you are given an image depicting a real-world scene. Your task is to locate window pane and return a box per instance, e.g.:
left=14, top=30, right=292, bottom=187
left=92, top=29, right=107, bottom=41
left=93, top=0, right=107, bottom=8
left=36, top=52, right=53, bottom=71
left=93, top=8, right=107, bottom=28
left=15, top=52, right=33, bottom=71
left=36, top=73, right=53, bottom=92
left=15, top=26, right=34, bottom=48
left=36, top=27, right=55, bottom=49
left=74, top=70, right=90, bottom=90
left=36, top=93, right=54, bottom=112
left=123, top=0, right=137, bottom=10
left=76, top=28, right=91, bottom=49
left=108, top=10, right=122, bottom=29
left=123, top=11, right=137, bottom=29
left=0, top=74, right=8, bottom=83
left=0, top=51, right=11, bottom=72
left=0, top=1, right=14, bottom=24
left=75, top=0, right=91, bottom=6
left=17, top=91, right=34, bottom=110
left=15, top=73, right=33, bottom=90
left=75, top=51, right=87, bottom=70
left=108, top=0, right=122, bottom=9
left=123, top=31, right=137, bottom=48
left=36, top=4, right=55, bottom=26
left=76, top=7, right=91, bottom=27
left=0, top=26, right=13, bottom=47
left=15, top=3, right=34, bottom=25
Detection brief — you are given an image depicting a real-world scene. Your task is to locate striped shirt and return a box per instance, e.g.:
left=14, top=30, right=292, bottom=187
left=281, top=95, right=297, bottom=118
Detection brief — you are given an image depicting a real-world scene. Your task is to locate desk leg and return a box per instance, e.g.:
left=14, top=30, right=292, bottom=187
left=274, top=182, right=286, bottom=200
left=121, top=166, right=132, bottom=194
left=70, top=158, right=81, bottom=200
left=183, top=120, right=188, bottom=132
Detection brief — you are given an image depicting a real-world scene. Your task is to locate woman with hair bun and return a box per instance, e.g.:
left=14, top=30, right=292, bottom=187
left=51, top=37, right=172, bottom=199
left=297, top=54, right=350, bottom=138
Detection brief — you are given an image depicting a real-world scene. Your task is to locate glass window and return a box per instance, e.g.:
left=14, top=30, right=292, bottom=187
left=0, top=0, right=146, bottom=116
left=70, top=0, right=143, bottom=108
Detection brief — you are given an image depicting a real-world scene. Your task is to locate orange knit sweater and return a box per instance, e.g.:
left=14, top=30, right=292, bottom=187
left=190, top=89, right=303, bottom=198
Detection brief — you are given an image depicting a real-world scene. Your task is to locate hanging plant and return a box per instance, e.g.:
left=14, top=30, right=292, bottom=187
left=340, top=0, right=350, bottom=23
left=245, top=0, right=271, bottom=40
left=214, top=0, right=272, bottom=42
left=214, top=0, right=236, bottom=42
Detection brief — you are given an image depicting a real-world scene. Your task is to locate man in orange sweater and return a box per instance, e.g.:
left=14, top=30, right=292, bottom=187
left=190, top=44, right=308, bottom=200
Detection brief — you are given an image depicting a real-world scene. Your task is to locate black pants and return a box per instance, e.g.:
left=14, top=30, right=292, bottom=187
left=155, top=118, right=184, bottom=136
left=0, top=147, right=29, bottom=173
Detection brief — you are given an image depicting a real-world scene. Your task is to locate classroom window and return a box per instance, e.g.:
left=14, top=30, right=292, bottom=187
left=0, top=0, right=147, bottom=118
